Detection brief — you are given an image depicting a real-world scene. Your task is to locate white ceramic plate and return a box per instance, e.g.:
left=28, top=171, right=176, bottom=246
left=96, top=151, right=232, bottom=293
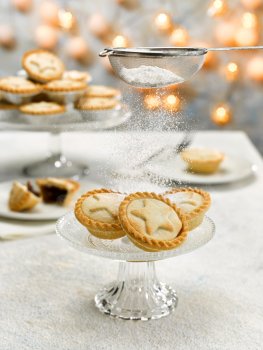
left=0, top=180, right=101, bottom=221
left=145, top=154, right=256, bottom=185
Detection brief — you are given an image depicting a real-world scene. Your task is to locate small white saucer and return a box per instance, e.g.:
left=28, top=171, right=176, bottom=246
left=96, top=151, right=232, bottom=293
left=145, top=154, right=256, bottom=185
left=0, top=180, right=100, bottom=221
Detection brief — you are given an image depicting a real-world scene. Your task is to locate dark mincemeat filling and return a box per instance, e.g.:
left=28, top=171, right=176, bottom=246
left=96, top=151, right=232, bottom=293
left=41, top=185, right=68, bottom=204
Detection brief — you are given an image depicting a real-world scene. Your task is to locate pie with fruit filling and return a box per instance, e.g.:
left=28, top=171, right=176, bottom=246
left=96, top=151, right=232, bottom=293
left=63, top=70, right=91, bottom=83
left=74, top=188, right=126, bottom=239
left=22, top=49, right=64, bottom=83
left=164, top=187, right=211, bottom=231
left=84, top=85, right=120, bottom=98
left=36, top=178, right=79, bottom=206
left=8, top=181, right=41, bottom=212
left=0, top=76, right=42, bottom=94
left=75, top=97, right=119, bottom=110
left=19, top=102, right=65, bottom=115
left=118, top=192, right=188, bottom=252
left=44, top=79, right=87, bottom=92
left=180, top=148, right=224, bottom=174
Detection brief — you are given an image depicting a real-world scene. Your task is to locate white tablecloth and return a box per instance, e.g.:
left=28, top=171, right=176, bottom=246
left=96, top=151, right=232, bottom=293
left=0, top=131, right=262, bottom=350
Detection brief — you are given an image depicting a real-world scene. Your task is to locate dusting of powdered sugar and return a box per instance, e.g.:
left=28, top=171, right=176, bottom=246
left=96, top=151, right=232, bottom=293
left=120, top=65, right=184, bottom=87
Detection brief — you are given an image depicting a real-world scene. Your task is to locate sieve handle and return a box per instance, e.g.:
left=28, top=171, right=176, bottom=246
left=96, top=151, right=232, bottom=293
left=208, top=46, right=263, bottom=52
left=99, top=48, right=114, bottom=57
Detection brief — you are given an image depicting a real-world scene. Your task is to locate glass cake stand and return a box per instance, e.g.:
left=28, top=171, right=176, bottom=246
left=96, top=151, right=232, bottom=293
left=0, top=105, right=131, bottom=177
left=56, top=211, right=215, bottom=321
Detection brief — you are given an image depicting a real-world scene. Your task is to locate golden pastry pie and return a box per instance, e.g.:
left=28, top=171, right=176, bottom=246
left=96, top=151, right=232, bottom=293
left=36, top=178, right=80, bottom=206
left=0, top=101, right=18, bottom=110
left=119, top=192, right=188, bottom=252
left=8, top=181, right=41, bottom=212
left=0, top=77, right=42, bottom=94
left=44, top=79, right=87, bottom=92
left=20, top=102, right=65, bottom=115
left=84, top=85, right=120, bottom=98
left=75, top=97, right=119, bottom=110
left=180, top=148, right=224, bottom=174
left=164, top=188, right=211, bottom=231
left=63, top=70, right=91, bottom=83
left=22, top=49, right=64, bottom=83
left=75, top=188, right=126, bottom=239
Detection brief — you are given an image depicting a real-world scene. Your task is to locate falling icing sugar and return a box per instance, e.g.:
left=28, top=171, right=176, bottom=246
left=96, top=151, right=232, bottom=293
left=120, top=65, right=184, bottom=87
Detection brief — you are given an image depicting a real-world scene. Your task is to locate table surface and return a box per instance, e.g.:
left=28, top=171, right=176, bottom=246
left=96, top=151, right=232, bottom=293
left=0, top=131, right=262, bottom=350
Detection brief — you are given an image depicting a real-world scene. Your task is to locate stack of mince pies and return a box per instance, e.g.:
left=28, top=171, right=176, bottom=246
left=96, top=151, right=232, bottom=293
left=0, top=49, right=121, bottom=121
left=74, top=187, right=211, bottom=252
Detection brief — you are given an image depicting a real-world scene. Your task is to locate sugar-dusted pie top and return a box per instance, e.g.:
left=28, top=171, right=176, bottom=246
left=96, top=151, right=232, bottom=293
left=20, top=102, right=65, bottom=115
left=126, top=198, right=182, bottom=240
left=44, top=79, right=87, bottom=92
left=22, top=50, right=64, bottom=82
left=84, top=85, right=120, bottom=98
left=181, top=148, right=224, bottom=162
left=63, top=70, right=91, bottom=83
left=81, top=193, right=125, bottom=224
left=165, top=191, right=204, bottom=213
left=75, top=97, right=118, bottom=110
left=0, top=77, right=42, bottom=93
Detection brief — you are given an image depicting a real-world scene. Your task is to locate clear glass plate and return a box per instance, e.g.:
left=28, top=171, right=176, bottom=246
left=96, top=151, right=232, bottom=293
left=56, top=211, right=215, bottom=262
left=0, top=104, right=131, bottom=132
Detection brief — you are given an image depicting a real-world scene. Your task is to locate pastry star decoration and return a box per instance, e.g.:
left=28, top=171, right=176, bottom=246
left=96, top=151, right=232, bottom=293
left=131, top=199, right=174, bottom=235
left=89, top=194, right=118, bottom=219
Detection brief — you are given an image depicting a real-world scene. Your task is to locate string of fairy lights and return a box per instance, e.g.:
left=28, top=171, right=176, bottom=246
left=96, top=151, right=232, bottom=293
left=0, top=0, right=263, bottom=127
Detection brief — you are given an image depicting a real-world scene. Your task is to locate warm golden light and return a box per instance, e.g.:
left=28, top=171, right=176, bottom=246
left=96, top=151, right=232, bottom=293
left=66, top=36, right=89, bottom=60
left=242, top=12, right=258, bottom=28
left=207, top=0, right=228, bottom=17
left=241, top=0, right=262, bottom=10
left=246, top=56, right=263, bottom=82
left=215, top=21, right=237, bottom=46
left=58, top=9, right=74, bottom=30
left=144, top=94, right=161, bottom=110
left=88, top=13, right=111, bottom=40
left=225, top=62, right=239, bottom=81
left=12, top=0, right=32, bottom=13
left=35, top=25, right=58, bottom=50
left=39, top=1, right=59, bottom=26
left=164, top=94, right=181, bottom=111
left=170, top=27, right=188, bottom=46
left=154, top=12, right=173, bottom=33
left=112, top=34, right=130, bottom=47
left=211, top=103, right=232, bottom=126
left=235, top=27, right=258, bottom=46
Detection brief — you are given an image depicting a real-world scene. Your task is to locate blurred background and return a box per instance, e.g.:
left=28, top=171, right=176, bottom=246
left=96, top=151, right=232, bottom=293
left=1, top=0, right=263, bottom=153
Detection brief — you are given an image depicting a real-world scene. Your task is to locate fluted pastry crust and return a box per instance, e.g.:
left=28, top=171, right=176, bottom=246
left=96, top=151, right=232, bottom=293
left=84, top=85, right=120, bottom=98
left=164, top=187, right=211, bottom=231
left=8, top=181, right=41, bottom=212
left=75, top=97, right=118, bottom=110
left=0, top=77, right=42, bottom=94
left=44, top=79, right=87, bottom=92
left=74, top=188, right=126, bottom=239
left=22, top=49, right=64, bottom=83
left=20, top=102, right=65, bottom=115
left=119, top=192, right=188, bottom=252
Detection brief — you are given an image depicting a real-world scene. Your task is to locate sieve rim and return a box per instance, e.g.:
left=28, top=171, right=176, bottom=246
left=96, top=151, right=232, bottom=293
left=99, top=47, right=208, bottom=58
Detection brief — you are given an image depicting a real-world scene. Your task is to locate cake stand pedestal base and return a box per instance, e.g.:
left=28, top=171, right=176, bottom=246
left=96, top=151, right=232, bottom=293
left=23, top=154, right=89, bottom=178
left=95, top=261, right=177, bottom=321
left=22, top=132, right=89, bottom=178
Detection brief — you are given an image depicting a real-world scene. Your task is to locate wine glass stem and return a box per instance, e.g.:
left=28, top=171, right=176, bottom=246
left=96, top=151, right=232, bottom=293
left=49, top=132, right=62, bottom=158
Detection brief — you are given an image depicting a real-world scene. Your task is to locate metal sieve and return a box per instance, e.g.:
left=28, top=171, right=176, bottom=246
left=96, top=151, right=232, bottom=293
left=99, top=46, right=263, bottom=88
